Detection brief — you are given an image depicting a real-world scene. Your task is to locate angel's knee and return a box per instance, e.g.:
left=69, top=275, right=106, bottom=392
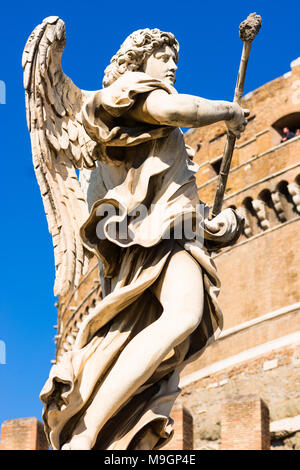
left=159, top=304, right=202, bottom=344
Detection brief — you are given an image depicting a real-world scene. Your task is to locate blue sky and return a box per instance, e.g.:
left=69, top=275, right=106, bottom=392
left=0, top=0, right=299, bottom=427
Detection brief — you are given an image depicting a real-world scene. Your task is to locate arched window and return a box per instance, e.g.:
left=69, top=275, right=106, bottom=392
left=272, top=112, right=300, bottom=145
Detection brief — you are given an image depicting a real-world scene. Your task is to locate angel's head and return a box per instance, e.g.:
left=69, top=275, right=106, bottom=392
left=103, top=28, right=179, bottom=88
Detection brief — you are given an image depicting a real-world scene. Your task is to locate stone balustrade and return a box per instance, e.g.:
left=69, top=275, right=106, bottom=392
left=224, top=172, right=300, bottom=243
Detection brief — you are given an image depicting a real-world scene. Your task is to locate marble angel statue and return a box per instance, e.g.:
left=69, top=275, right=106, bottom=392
left=23, top=16, right=247, bottom=450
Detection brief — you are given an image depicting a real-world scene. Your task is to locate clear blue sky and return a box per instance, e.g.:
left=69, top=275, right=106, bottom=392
left=0, top=0, right=299, bottom=426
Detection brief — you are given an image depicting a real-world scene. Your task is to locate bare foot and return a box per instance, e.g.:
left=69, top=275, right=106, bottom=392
left=62, top=434, right=93, bottom=450
left=61, top=442, right=71, bottom=450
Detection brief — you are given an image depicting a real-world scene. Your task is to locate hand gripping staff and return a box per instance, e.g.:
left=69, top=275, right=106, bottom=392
left=211, top=13, right=262, bottom=218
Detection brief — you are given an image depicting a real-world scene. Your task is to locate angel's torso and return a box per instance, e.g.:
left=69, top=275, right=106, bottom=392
left=80, top=127, right=199, bottom=213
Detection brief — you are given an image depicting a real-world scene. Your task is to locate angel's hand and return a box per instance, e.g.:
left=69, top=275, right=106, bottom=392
left=204, top=217, right=225, bottom=234
left=226, top=103, right=249, bottom=139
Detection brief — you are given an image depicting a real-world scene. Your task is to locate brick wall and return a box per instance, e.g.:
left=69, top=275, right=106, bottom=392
left=163, top=406, right=193, bottom=450
left=0, top=418, right=48, bottom=450
left=178, top=343, right=300, bottom=449
left=186, top=60, right=300, bottom=198
left=220, top=395, right=270, bottom=450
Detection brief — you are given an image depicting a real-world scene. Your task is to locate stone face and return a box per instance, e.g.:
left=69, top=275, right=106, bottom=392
left=0, top=418, right=48, bottom=450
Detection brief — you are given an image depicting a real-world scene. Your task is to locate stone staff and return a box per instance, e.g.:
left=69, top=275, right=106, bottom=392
left=211, top=13, right=262, bottom=217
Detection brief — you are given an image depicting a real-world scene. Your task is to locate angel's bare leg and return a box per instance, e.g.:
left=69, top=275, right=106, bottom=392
left=64, top=243, right=204, bottom=450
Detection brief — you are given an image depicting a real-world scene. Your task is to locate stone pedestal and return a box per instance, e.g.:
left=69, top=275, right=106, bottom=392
left=0, top=417, right=48, bottom=450
left=220, top=394, right=270, bottom=450
left=163, top=405, right=193, bottom=450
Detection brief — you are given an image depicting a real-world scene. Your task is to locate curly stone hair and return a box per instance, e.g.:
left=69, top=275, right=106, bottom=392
left=103, top=28, right=179, bottom=87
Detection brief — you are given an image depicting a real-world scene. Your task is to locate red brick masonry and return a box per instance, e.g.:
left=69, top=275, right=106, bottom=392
left=163, top=405, right=193, bottom=450
left=220, top=394, right=270, bottom=450
left=0, top=417, right=48, bottom=450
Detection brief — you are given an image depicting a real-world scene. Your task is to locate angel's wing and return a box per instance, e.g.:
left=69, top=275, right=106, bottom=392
left=23, top=16, right=100, bottom=297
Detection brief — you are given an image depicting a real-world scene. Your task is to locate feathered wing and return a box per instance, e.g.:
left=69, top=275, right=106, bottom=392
left=23, top=16, right=100, bottom=297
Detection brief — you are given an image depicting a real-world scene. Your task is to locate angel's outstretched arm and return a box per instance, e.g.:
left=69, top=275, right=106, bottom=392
left=129, top=89, right=249, bottom=138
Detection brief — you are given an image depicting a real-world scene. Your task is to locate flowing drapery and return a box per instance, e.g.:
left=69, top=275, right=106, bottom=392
left=40, top=72, right=242, bottom=449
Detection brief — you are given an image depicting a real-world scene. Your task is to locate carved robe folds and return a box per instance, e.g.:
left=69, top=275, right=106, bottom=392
left=40, top=72, right=242, bottom=450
